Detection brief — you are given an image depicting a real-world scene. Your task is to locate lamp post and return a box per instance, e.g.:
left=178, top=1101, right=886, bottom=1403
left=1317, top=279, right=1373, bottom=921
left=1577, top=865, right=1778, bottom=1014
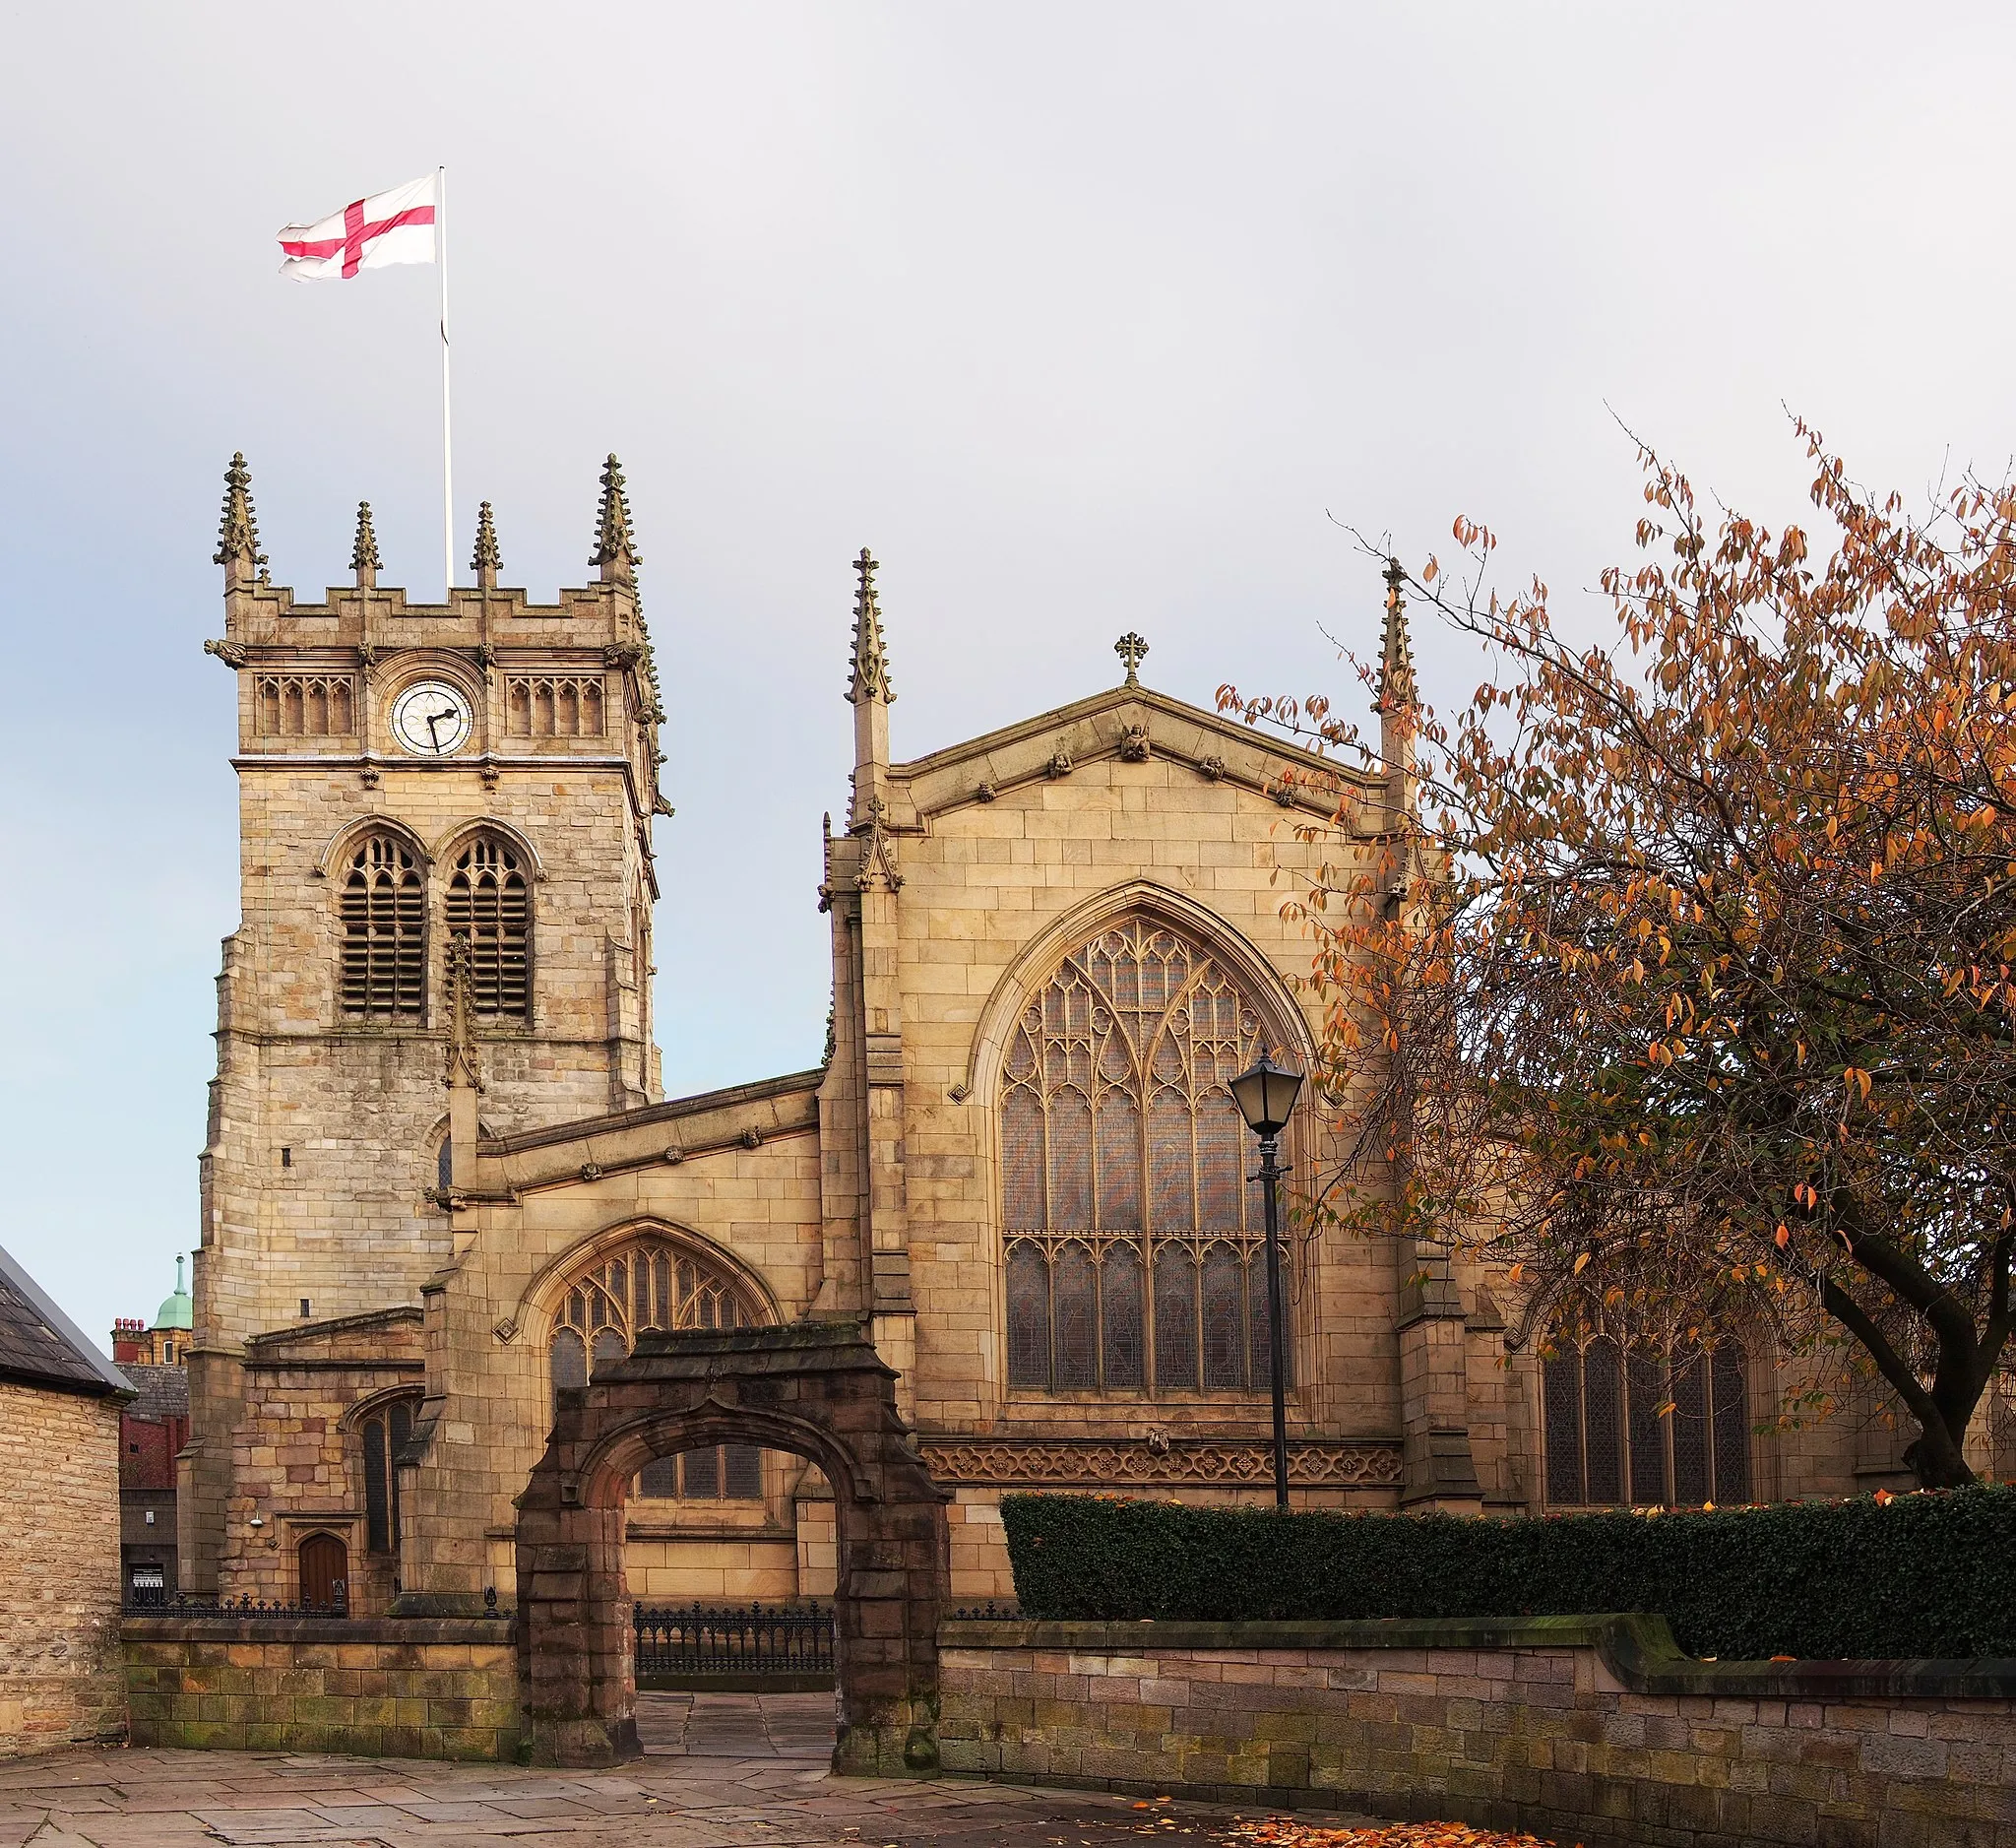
left=1229, top=1051, right=1304, bottom=1509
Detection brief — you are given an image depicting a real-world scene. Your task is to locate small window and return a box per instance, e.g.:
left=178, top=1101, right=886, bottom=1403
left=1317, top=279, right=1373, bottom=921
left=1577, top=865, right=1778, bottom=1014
left=361, top=1398, right=415, bottom=1555
left=549, top=1327, right=588, bottom=1420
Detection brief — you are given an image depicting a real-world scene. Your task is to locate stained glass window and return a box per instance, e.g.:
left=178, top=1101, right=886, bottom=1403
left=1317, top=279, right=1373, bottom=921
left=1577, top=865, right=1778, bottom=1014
left=1542, top=1352, right=1583, bottom=1506
left=1000, top=918, right=1292, bottom=1395
left=1710, top=1345, right=1752, bottom=1503
left=1670, top=1351, right=1713, bottom=1507
left=1544, top=1339, right=1750, bottom=1508
left=633, top=1445, right=765, bottom=1503
left=1583, top=1339, right=1625, bottom=1505
left=544, top=1236, right=773, bottom=1504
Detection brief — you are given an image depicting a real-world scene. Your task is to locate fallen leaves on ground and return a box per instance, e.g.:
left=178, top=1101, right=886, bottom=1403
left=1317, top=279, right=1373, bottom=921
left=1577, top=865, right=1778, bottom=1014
left=1228, top=1817, right=1568, bottom=1848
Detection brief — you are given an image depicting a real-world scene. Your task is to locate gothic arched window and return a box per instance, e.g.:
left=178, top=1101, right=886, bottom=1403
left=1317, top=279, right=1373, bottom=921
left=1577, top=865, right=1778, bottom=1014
left=1000, top=918, right=1291, bottom=1395
left=446, top=838, right=531, bottom=1019
left=1543, top=1337, right=1750, bottom=1508
left=546, top=1237, right=768, bottom=1499
left=358, top=1396, right=417, bottom=1555
left=340, top=835, right=425, bottom=1018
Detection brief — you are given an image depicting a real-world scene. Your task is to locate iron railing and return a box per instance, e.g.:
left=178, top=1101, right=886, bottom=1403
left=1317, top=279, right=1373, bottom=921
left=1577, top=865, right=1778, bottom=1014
left=634, top=1601, right=835, bottom=1683
left=121, top=1589, right=349, bottom=1618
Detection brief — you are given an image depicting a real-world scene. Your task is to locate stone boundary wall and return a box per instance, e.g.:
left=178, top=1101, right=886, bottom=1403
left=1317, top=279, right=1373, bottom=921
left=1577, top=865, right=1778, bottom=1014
left=938, top=1616, right=2016, bottom=1848
left=123, top=1616, right=520, bottom=1760
left=0, top=1382, right=126, bottom=1760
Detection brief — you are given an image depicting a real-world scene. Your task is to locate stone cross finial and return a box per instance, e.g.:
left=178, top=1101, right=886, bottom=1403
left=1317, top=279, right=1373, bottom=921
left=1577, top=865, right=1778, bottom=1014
left=1115, top=631, right=1149, bottom=687
left=213, top=452, right=268, bottom=585
left=848, top=547, right=895, bottom=706
left=472, top=501, right=502, bottom=589
left=350, top=502, right=382, bottom=588
left=590, top=453, right=641, bottom=583
left=1375, top=556, right=1416, bottom=712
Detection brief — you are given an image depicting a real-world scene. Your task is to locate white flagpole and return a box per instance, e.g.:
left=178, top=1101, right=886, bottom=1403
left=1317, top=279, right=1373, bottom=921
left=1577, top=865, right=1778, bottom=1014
left=438, top=164, right=454, bottom=599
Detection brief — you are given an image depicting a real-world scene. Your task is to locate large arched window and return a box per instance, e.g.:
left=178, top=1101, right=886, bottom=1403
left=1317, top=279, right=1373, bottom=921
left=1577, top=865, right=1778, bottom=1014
left=446, top=837, right=531, bottom=1019
left=1001, top=918, right=1291, bottom=1395
left=547, top=1236, right=768, bottom=1500
left=1543, top=1337, right=1750, bottom=1508
left=340, top=835, right=425, bottom=1018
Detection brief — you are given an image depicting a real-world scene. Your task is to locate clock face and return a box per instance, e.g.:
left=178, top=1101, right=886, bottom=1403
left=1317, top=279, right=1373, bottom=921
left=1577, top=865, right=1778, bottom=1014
left=390, top=681, right=473, bottom=756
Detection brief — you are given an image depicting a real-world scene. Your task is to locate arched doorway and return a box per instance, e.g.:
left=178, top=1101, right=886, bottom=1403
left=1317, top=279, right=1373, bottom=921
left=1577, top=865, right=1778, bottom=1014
left=298, top=1531, right=348, bottom=1611
left=517, top=1317, right=948, bottom=1772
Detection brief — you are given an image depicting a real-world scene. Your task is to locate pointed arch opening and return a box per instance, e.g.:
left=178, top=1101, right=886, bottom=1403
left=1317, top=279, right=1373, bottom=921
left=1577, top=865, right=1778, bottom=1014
left=340, top=834, right=426, bottom=1019
left=446, top=834, right=531, bottom=1019
left=994, top=912, right=1303, bottom=1396
left=542, top=1231, right=779, bottom=1509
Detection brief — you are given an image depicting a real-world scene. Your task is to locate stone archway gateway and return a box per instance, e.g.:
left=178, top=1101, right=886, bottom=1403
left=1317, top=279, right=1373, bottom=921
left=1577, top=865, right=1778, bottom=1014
left=516, top=1317, right=950, bottom=1772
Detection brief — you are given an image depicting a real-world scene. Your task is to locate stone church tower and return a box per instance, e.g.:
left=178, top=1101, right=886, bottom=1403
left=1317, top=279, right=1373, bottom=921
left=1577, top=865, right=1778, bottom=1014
left=181, top=457, right=668, bottom=1595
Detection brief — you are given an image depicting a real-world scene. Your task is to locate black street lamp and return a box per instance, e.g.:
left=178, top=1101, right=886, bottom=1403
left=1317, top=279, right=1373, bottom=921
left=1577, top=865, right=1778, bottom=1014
left=1229, top=1051, right=1304, bottom=1509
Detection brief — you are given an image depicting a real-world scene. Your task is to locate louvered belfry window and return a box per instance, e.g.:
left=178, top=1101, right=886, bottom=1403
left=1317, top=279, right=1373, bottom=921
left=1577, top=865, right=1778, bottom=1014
left=340, top=836, right=425, bottom=1018
left=1002, top=919, right=1290, bottom=1395
left=446, top=838, right=530, bottom=1018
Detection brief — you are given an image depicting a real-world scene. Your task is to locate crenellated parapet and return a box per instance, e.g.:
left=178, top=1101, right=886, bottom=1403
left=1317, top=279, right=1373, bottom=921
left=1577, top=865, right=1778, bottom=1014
left=202, top=452, right=667, bottom=826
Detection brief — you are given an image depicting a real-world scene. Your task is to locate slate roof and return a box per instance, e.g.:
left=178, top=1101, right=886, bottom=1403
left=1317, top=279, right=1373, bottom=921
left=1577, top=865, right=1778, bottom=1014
left=0, top=1242, right=133, bottom=1398
left=121, top=1363, right=190, bottom=1423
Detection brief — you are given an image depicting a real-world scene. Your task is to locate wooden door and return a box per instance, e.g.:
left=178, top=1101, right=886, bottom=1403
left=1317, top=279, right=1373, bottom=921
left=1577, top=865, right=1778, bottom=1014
left=298, top=1532, right=348, bottom=1611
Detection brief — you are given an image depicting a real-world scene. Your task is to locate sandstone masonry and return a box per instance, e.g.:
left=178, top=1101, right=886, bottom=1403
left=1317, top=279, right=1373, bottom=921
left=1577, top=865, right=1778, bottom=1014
left=182, top=461, right=1922, bottom=1650
left=0, top=1244, right=133, bottom=1761
left=938, top=1616, right=2016, bottom=1848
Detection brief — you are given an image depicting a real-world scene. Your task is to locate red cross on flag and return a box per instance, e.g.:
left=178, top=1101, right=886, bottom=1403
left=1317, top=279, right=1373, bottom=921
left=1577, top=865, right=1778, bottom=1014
left=278, top=173, right=439, bottom=281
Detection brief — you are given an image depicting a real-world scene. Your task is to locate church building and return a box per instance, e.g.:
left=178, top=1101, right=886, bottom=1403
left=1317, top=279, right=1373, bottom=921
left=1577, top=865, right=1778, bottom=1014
left=179, top=453, right=1850, bottom=1619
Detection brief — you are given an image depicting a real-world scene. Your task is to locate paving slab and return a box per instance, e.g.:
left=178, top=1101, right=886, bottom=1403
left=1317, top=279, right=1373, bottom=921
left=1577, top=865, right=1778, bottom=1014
left=0, top=1693, right=1389, bottom=1847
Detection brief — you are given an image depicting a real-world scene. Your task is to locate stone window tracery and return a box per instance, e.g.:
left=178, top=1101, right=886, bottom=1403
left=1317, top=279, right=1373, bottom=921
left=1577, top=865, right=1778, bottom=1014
left=446, top=838, right=530, bottom=1019
left=1000, top=918, right=1292, bottom=1395
left=340, top=835, right=425, bottom=1019
left=1543, top=1337, right=1750, bottom=1508
left=546, top=1237, right=768, bottom=1502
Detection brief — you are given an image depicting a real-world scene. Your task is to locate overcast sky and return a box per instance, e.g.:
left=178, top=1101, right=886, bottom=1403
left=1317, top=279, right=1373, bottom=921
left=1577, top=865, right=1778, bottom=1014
left=3, top=2, right=2011, bottom=1344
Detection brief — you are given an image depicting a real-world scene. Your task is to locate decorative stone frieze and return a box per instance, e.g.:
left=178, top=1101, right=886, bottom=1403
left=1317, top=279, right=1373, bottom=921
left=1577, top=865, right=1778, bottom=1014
left=918, top=1436, right=1403, bottom=1488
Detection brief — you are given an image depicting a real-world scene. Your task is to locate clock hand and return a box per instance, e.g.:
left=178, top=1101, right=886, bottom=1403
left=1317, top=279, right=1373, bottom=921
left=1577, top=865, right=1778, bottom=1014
left=424, top=710, right=449, bottom=747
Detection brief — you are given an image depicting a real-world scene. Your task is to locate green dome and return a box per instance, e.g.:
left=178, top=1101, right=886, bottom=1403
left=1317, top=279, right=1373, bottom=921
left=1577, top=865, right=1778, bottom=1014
left=155, top=1256, right=192, bottom=1331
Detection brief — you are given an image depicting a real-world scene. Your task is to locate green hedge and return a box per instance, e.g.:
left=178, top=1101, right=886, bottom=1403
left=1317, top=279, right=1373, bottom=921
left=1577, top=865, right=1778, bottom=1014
left=998, top=1488, right=2016, bottom=1661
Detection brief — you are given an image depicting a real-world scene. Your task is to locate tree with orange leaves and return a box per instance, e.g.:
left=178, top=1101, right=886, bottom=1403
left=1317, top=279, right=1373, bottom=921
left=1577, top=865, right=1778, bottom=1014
left=1227, top=428, right=2016, bottom=1490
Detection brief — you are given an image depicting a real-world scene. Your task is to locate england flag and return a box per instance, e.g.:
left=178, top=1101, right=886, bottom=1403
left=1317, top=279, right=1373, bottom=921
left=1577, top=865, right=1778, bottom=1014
left=278, top=173, right=439, bottom=281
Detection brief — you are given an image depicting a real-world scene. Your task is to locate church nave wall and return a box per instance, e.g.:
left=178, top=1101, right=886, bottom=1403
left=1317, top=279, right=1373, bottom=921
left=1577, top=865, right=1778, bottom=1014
left=885, top=746, right=1407, bottom=1456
